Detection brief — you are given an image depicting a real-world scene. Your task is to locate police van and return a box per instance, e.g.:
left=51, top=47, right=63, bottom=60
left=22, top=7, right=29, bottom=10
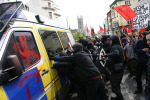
left=0, top=2, right=75, bottom=100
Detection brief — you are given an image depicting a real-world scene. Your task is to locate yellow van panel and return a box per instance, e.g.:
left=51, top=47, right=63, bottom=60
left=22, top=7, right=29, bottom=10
left=55, top=78, right=61, bottom=92
left=45, top=83, right=56, bottom=100
left=0, top=87, right=8, bottom=100
left=32, top=29, right=47, bottom=61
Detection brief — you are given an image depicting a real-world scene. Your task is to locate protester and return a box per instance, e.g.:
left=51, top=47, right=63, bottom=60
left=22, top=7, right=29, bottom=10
left=124, top=35, right=136, bottom=77
left=102, top=35, right=124, bottom=100
left=78, top=38, right=93, bottom=60
left=134, top=32, right=149, bottom=94
left=49, top=43, right=108, bottom=100
left=146, top=32, right=150, bottom=99
left=101, top=35, right=111, bottom=54
left=52, top=51, right=86, bottom=100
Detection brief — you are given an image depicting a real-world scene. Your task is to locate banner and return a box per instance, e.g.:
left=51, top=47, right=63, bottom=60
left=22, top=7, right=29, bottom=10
left=86, top=24, right=89, bottom=33
left=133, top=3, right=149, bottom=29
left=114, top=5, right=137, bottom=20
left=99, top=26, right=108, bottom=32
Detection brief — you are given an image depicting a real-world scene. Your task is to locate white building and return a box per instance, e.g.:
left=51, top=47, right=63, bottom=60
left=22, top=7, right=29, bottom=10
left=26, top=0, right=61, bottom=22
left=0, top=0, right=61, bottom=22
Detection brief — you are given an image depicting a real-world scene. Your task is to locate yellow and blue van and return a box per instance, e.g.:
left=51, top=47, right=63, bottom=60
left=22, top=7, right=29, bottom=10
left=0, top=2, right=75, bottom=100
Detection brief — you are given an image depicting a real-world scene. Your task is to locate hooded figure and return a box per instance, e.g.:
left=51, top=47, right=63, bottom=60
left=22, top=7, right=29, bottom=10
left=102, top=35, right=124, bottom=100
left=49, top=43, right=108, bottom=100
left=101, top=35, right=111, bottom=54
left=133, top=33, right=149, bottom=94
left=77, top=38, right=93, bottom=59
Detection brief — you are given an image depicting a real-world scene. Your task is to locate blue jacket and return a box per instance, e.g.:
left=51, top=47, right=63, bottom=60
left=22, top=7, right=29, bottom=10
left=134, top=39, right=148, bottom=63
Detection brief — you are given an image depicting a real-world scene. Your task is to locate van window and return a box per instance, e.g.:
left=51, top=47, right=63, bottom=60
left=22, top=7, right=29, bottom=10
left=57, top=31, right=71, bottom=50
left=2, top=35, right=23, bottom=79
left=38, top=29, right=62, bottom=55
left=13, top=31, right=40, bottom=69
left=2, top=36, right=22, bottom=69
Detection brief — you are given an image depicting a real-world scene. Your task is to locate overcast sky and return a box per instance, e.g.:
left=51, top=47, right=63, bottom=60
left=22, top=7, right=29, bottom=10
left=53, top=0, right=115, bottom=32
left=19, top=0, right=115, bottom=32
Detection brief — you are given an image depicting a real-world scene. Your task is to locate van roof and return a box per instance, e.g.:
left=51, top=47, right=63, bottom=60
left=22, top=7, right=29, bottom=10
left=20, top=10, right=69, bottom=30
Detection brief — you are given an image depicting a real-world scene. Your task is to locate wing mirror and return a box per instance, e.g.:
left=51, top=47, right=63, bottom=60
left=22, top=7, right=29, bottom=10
left=0, top=72, right=9, bottom=85
left=0, top=55, right=23, bottom=86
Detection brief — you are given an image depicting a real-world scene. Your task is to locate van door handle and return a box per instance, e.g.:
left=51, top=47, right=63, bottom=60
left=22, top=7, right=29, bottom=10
left=42, top=69, right=49, bottom=76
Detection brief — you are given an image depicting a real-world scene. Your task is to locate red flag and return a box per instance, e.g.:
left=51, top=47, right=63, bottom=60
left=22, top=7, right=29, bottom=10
left=99, top=26, right=108, bottom=32
left=114, top=5, right=137, bottom=20
left=122, top=25, right=127, bottom=32
left=90, top=26, right=94, bottom=34
left=128, top=18, right=133, bottom=33
left=86, top=24, right=89, bottom=33
left=140, top=28, right=146, bottom=32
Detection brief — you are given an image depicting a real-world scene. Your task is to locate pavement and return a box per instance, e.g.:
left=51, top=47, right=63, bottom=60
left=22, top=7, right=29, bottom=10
left=68, top=70, right=148, bottom=100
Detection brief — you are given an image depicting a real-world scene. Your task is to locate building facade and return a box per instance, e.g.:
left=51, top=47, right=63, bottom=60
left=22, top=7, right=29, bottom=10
left=77, top=16, right=84, bottom=33
left=0, top=0, right=61, bottom=22
left=106, top=10, right=113, bottom=35
left=110, top=0, right=138, bottom=34
left=26, top=0, right=61, bottom=22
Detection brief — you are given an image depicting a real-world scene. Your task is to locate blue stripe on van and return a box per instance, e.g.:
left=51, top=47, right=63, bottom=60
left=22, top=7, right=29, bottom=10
left=3, top=67, right=44, bottom=100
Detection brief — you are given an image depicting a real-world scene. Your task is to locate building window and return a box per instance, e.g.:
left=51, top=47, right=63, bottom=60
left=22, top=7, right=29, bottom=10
left=125, top=0, right=131, bottom=5
left=112, top=12, right=115, bottom=18
left=127, top=19, right=131, bottom=25
left=48, top=2, right=51, bottom=8
left=49, top=12, right=52, bottom=19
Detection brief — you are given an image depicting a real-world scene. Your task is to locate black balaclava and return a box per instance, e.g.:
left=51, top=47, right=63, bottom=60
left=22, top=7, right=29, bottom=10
left=78, top=38, right=88, bottom=47
left=72, top=43, right=83, bottom=53
left=109, top=35, right=121, bottom=46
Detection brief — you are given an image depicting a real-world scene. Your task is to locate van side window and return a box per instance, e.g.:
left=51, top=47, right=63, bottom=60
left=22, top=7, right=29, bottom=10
left=38, top=29, right=62, bottom=55
left=2, top=36, right=22, bottom=71
left=57, top=31, right=71, bottom=50
left=13, top=31, right=40, bottom=69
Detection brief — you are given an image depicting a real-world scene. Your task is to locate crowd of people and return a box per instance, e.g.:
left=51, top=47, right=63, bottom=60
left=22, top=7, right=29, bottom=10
left=49, top=31, right=150, bottom=100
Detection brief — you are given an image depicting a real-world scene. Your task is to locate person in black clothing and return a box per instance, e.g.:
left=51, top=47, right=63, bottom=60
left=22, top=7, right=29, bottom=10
left=49, top=43, right=108, bottom=100
left=146, top=33, right=150, bottom=99
left=78, top=38, right=93, bottom=60
left=87, top=42, right=97, bottom=64
left=134, top=33, right=149, bottom=94
left=102, top=35, right=124, bottom=100
left=101, top=35, right=111, bottom=54
left=52, top=51, right=86, bottom=100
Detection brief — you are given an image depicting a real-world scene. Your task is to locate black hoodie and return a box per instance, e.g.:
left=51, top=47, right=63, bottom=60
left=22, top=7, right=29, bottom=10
left=107, top=35, right=124, bottom=72
left=51, top=43, right=101, bottom=81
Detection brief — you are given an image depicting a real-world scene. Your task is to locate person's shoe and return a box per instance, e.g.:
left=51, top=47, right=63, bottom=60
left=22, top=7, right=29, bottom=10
left=134, top=90, right=142, bottom=94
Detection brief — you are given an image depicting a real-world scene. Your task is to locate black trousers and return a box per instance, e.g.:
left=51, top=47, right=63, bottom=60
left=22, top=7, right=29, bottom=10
left=70, top=79, right=86, bottom=100
left=110, top=71, right=124, bottom=100
left=85, top=78, right=108, bottom=100
left=136, top=62, right=148, bottom=91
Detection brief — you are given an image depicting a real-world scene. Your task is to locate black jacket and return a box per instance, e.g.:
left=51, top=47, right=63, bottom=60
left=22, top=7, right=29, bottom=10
left=134, top=39, right=148, bottom=63
left=51, top=43, right=101, bottom=81
left=106, top=35, right=124, bottom=73
left=147, top=50, right=150, bottom=93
